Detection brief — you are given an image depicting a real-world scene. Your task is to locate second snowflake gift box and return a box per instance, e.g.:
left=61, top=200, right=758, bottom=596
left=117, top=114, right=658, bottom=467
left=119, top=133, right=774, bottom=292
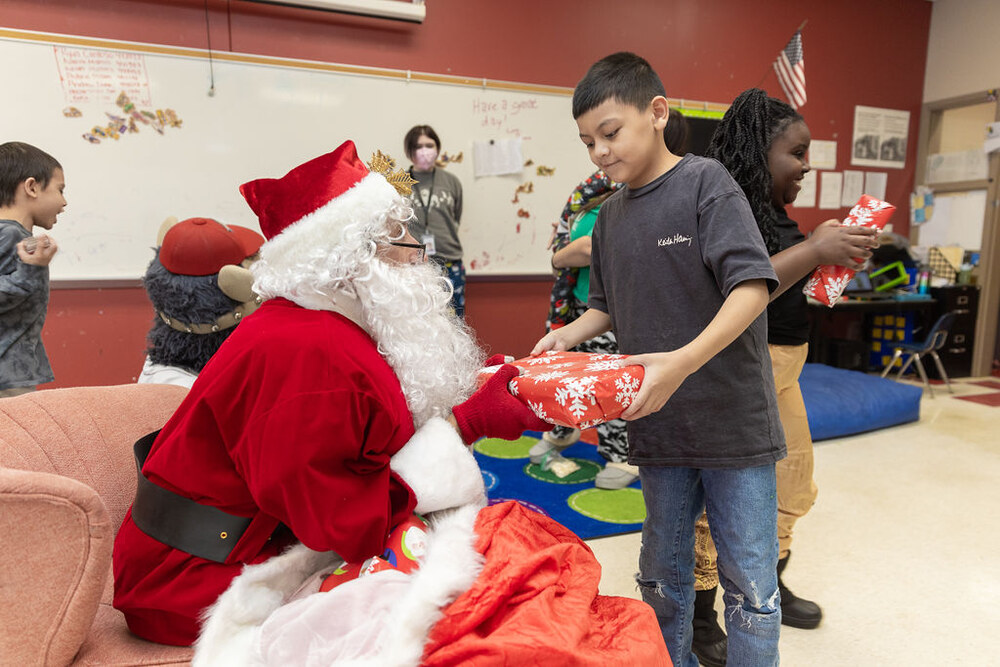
left=802, top=194, right=896, bottom=307
left=477, top=351, right=644, bottom=430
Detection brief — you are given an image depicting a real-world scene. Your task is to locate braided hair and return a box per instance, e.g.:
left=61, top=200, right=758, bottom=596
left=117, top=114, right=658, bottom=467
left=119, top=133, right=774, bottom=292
left=706, top=88, right=802, bottom=255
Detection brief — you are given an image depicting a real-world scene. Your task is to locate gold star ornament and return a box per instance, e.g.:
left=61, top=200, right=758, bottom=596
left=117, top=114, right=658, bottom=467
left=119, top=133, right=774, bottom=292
left=368, top=150, right=419, bottom=196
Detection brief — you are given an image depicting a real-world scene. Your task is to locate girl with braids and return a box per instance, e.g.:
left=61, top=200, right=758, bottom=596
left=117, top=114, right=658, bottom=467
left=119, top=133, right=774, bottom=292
left=686, top=88, right=878, bottom=666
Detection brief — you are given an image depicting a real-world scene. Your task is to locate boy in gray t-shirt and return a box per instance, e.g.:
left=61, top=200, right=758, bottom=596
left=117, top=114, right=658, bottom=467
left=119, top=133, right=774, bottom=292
left=0, top=142, right=64, bottom=396
left=532, top=53, right=784, bottom=665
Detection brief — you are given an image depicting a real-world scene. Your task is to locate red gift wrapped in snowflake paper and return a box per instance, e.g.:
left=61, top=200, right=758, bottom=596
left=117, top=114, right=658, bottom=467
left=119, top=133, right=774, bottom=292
left=802, top=195, right=896, bottom=307
left=478, top=351, right=644, bottom=429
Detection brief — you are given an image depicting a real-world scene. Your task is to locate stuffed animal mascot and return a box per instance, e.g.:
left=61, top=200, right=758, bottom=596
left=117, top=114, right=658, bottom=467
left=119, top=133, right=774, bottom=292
left=138, top=216, right=265, bottom=387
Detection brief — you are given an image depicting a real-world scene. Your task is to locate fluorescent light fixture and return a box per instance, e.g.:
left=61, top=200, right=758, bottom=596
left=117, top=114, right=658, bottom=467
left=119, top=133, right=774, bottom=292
left=242, top=0, right=426, bottom=23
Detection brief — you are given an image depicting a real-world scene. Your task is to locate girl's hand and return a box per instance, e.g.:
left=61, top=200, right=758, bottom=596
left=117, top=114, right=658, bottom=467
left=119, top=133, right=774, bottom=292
left=620, top=350, right=696, bottom=420
left=546, top=222, right=559, bottom=250
left=551, top=236, right=593, bottom=270
left=808, top=220, right=879, bottom=270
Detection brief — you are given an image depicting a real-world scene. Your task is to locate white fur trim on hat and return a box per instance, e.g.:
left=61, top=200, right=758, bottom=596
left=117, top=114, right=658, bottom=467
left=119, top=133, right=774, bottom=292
left=255, top=171, right=398, bottom=274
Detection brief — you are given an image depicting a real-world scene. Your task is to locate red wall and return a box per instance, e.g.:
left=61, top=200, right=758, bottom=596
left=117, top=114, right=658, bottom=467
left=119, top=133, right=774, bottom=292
left=7, top=0, right=932, bottom=388
left=45, top=286, right=151, bottom=386
left=42, top=280, right=556, bottom=388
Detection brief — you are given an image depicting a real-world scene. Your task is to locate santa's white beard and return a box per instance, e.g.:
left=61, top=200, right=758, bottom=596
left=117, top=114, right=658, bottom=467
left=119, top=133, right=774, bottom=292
left=351, top=259, right=483, bottom=427
left=252, top=223, right=484, bottom=427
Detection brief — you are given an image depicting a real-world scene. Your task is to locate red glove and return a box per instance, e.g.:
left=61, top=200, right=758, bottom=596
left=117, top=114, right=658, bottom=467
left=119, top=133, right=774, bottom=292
left=453, top=364, right=553, bottom=444
left=483, top=353, right=508, bottom=367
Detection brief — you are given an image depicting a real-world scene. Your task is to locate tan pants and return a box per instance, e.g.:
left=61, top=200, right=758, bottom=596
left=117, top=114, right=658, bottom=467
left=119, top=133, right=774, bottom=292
left=694, top=343, right=817, bottom=590
left=0, top=386, right=35, bottom=399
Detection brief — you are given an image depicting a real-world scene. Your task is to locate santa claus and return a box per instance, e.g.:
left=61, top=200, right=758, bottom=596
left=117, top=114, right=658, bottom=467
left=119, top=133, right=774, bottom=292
left=113, top=141, right=670, bottom=666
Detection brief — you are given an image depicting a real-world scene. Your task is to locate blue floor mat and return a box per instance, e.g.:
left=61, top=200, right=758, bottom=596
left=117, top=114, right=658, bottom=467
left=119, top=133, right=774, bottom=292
left=473, top=431, right=645, bottom=540
left=799, top=363, right=922, bottom=441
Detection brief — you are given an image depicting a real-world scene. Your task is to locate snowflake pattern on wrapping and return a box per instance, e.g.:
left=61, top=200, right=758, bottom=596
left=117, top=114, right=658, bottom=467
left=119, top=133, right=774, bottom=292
left=614, top=371, right=641, bottom=406
left=848, top=205, right=873, bottom=227
left=553, top=375, right=600, bottom=420
left=526, top=370, right=571, bottom=384
left=803, top=194, right=896, bottom=307
left=521, top=353, right=562, bottom=366
left=584, top=358, right=627, bottom=372
left=544, top=362, right=577, bottom=370
left=526, top=400, right=548, bottom=421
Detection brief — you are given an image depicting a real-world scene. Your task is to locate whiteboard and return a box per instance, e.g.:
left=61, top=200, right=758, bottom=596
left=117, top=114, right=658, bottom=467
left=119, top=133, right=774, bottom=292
left=0, top=29, right=589, bottom=280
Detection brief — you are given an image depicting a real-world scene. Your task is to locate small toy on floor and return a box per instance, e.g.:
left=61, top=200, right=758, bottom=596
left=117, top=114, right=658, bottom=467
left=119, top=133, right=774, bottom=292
left=542, top=452, right=581, bottom=478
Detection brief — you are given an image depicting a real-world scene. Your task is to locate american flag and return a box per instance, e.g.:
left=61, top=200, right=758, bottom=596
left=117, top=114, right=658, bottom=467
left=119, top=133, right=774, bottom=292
left=774, top=31, right=806, bottom=109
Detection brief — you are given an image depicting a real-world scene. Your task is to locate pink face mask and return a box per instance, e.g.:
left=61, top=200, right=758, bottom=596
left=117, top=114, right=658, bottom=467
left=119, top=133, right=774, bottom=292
left=413, top=147, right=438, bottom=171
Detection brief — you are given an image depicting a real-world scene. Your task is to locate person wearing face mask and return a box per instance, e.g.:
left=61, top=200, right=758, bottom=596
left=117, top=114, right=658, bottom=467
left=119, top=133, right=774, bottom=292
left=404, top=125, right=466, bottom=317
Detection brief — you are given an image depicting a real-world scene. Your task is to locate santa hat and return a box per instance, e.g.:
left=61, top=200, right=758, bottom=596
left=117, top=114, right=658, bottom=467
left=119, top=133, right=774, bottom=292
left=240, top=141, right=400, bottom=258
left=159, top=217, right=264, bottom=277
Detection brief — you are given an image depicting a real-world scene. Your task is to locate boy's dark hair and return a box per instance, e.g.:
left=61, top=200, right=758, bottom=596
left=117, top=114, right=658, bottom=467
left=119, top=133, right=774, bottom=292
left=0, top=142, right=62, bottom=208
left=403, top=125, right=442, bottom=159
left=572, top=52, right=666, bottom=119
left=706, top=88, right=802, bottom=255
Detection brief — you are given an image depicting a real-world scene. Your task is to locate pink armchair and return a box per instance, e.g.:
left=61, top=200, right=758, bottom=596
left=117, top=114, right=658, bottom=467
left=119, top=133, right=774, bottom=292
left=0, top=384, right=193, bottom=666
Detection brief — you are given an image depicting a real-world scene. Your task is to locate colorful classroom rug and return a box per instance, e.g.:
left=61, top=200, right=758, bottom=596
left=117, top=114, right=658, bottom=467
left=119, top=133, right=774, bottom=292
left=473, top=430, right=645, bottom=540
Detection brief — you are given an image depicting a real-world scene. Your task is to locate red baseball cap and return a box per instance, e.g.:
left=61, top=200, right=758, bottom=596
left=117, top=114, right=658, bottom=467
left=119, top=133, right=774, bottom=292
left=159, top=217, right=265, bottom=276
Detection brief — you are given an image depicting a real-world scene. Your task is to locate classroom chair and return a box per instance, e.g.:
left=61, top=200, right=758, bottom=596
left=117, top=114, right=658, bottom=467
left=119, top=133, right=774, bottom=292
left=880, top=311, right=957, bottom=397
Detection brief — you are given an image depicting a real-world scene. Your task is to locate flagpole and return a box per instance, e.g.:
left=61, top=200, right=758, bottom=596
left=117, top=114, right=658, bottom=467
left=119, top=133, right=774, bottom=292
left=754, top=67, right=771, bottom=89
left=755, top=20, right=808, bottom=89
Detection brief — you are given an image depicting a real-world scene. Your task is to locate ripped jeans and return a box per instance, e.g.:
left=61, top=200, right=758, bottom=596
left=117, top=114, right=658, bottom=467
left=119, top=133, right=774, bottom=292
left=636, top=465, right=780, bottom=667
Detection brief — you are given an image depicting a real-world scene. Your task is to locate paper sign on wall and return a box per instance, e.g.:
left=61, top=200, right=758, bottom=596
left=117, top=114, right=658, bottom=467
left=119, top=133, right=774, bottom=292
left=864, top=172, right=888, bottom=201
left=841, top=170, right=864, bottom=207
left=473, top=138, right=523, bottom=177
left=819, top=172, right=843, bottom=209
left=926, top=149, right=988, bottom=183
left=851, top=105, right=910, bottom=169
left=810, top=140, right=837, bottom=170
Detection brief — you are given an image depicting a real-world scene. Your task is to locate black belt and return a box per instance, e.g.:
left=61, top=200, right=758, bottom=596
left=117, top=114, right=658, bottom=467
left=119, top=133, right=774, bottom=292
left=131, top=430, right=253, bottom=563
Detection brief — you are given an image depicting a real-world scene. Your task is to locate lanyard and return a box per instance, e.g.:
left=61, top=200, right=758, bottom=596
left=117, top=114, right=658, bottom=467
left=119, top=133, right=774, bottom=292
left=410, top=167, right=436, bottom=223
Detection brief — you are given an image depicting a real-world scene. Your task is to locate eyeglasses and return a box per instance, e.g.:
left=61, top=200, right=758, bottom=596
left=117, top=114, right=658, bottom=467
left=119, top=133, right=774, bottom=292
left=388, top=241, right=426, bottom=261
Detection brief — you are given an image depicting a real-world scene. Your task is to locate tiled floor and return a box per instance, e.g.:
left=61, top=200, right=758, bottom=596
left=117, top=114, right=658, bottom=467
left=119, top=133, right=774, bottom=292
left=585, top=376, right=1000, bottom=666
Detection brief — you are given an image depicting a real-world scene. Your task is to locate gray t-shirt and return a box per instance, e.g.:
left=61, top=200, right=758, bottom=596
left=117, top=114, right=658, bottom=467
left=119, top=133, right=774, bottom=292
left=589, top=155, right=784, bottom=468
left=409, top=167, right=463, bottom=262
left=0, top=219, right=53, bottom=390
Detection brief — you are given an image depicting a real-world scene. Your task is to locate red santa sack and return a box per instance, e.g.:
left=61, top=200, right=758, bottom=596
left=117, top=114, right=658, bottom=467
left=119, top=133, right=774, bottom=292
left=478, top=351, right=644, bottom=429
left=802, top=195, right=896, bottom=307
left=422, top=501, right=670, bottom=665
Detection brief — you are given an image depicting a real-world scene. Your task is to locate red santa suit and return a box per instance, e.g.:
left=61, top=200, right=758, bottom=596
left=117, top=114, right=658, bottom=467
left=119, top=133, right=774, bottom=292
left=113, top=297, right=419, bottom=645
